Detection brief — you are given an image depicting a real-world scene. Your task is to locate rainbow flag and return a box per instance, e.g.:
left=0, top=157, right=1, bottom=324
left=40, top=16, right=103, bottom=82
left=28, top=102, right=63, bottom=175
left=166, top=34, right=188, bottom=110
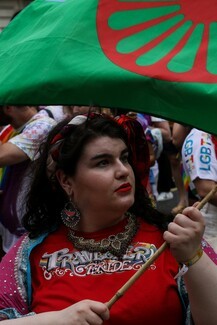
left=0, top=0, right=217, bottom=134
left=181, top=166, right=191, bottom=191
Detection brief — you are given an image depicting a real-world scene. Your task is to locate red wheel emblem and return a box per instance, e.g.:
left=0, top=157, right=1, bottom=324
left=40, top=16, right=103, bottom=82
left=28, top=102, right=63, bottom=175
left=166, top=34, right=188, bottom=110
left=97, top=0, right=217, bottom=83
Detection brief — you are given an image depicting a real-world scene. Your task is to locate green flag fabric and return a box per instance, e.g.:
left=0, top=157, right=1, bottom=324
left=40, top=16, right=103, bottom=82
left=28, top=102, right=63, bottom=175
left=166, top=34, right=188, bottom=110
left=0, top=0, right=217, bottom=134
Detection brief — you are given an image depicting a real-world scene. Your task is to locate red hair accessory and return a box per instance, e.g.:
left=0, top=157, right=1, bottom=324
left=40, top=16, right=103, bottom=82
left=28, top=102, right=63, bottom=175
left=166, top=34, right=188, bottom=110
left=116, top=115, right=150, bottom=189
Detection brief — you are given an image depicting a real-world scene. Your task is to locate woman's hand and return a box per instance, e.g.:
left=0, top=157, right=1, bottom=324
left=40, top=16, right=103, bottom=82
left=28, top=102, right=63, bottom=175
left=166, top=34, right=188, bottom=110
left=163, top=206, right=205, bottom=263
left=57, top=299, right=110, bottom=325
left=0, top=300, right=110, bottom=325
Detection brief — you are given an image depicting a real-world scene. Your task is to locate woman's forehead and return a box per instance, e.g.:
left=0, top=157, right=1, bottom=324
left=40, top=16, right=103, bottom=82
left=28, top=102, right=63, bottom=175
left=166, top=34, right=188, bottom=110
left=82, top=136, right=127, bottom=157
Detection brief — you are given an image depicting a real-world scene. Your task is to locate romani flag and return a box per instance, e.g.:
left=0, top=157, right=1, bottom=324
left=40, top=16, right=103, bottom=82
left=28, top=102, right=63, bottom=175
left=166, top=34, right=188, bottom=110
left=0, top=0, right=216, bottom=134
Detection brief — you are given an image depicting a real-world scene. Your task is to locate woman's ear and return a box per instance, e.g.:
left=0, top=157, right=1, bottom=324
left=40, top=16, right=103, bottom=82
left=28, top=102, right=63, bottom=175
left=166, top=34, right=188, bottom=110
left=55, top=169, right=74, bottom=196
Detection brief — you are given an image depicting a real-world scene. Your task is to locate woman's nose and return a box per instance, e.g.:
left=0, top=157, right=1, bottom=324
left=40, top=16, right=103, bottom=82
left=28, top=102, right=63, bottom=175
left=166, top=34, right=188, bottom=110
left=115, top=160, right=130, bottom=178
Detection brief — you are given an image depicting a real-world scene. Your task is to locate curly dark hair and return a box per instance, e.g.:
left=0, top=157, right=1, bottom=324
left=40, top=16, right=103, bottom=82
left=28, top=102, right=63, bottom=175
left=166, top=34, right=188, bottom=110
left=22, top=114, right=171, bottom=238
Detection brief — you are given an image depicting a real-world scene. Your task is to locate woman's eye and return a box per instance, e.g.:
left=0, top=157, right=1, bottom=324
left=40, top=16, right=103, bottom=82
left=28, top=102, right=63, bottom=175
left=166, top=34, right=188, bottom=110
left=121, top=155, right=129, bottom=163
left=97, top=160, right=109, bottom=167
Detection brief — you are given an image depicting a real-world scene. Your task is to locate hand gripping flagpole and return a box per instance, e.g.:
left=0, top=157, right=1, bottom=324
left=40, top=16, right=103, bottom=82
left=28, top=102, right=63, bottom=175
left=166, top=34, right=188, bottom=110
left=106, top=185, right=217, bottom=309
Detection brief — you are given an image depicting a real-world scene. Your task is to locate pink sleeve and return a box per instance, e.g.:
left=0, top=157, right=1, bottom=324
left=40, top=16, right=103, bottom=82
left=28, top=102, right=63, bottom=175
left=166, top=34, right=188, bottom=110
left=202, top=239, right=217, bottom=264
left=0, top=235, right=29, bottom=316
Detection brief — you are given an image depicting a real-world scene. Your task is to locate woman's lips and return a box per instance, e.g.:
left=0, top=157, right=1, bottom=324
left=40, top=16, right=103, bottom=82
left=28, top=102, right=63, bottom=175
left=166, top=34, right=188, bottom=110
left=115, top=183, right=132, bottom=193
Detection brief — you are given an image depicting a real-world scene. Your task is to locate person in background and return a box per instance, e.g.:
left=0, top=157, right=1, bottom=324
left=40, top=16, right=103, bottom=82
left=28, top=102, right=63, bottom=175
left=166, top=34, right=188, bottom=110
left=172, top=123, right=198, bottom=207
left=0, top=106, right=56, bottom=257
left=39, top=106, right=68, bottom=123
left=64, top=105, right=116, bottom=118
left=124, top=112, right=157, bottom=198
left=160, top=122, right=189, bottom=215
left=0, top=113, right=217, bottom=324
left=62, top=105, right=97, bottom=118
left=126, top=112, right=158, bottom=167
left=129, top=112, right=172, bottom=201
left=181, top=127, right=217, bottom=252
left=149, top=117, right=173, bottom=201
left=172, top=123, right=191, bottom=150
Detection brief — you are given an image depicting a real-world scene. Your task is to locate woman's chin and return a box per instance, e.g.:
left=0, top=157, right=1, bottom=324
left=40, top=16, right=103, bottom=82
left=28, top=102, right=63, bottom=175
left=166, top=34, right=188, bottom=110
left=115, top=199, right=134, bottom=214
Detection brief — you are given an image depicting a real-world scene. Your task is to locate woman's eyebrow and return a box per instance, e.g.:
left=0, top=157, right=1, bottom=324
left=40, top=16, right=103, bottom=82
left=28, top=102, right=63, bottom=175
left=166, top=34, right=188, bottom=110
left=90, top=153, right=112, bottom=161
left=90, top=148, right=128, bottom=161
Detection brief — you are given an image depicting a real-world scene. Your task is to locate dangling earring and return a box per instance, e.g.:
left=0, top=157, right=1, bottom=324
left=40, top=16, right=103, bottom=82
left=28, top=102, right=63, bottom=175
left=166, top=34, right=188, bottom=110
left=61, top=199, right=80, bottom=229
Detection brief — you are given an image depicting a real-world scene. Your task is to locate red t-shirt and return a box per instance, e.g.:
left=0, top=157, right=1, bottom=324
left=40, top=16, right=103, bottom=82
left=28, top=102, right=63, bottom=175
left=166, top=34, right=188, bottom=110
left=30, top=218, right=183, bottom=324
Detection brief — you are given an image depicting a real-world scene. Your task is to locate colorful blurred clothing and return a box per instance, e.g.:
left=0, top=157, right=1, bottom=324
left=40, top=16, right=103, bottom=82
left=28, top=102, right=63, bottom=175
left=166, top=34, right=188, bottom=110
left=0, top=112, right=56, bottom=252
left=182, top=128, right=217, bottom=248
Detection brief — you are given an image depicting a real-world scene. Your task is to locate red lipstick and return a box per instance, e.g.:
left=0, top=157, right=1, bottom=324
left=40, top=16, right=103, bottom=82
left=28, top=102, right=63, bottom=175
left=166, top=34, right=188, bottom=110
left=115, top=183, right=132, bottom=193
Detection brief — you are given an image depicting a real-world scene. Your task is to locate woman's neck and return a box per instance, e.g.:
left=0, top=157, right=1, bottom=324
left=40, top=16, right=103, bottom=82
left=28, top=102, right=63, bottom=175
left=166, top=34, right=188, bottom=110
left=76, top=212, right=127, bottom=233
